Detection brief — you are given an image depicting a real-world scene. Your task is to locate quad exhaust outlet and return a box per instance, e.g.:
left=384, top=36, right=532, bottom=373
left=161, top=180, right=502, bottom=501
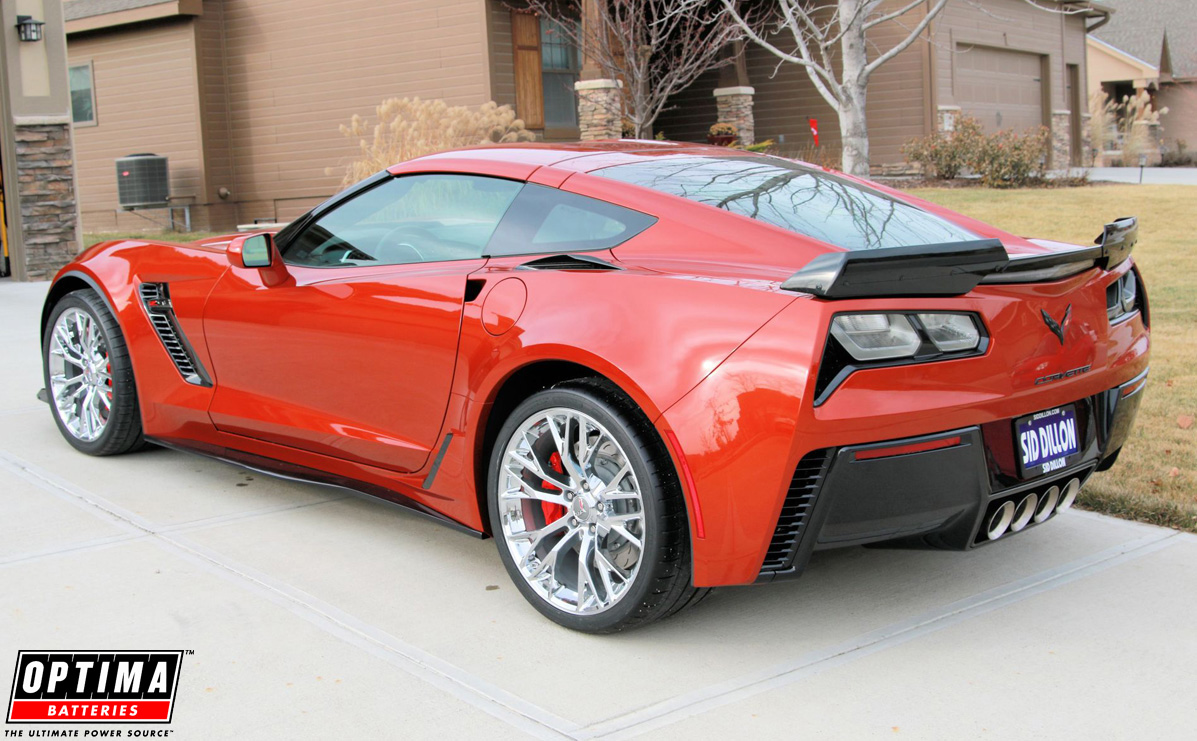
left=982, top=477, right=1083, bottom=542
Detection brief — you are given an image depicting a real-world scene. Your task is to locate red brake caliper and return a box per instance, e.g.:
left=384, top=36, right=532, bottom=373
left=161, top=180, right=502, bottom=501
left=540, top=451, right=568, bottom=524
left=106, top=362, right=113, bottom=401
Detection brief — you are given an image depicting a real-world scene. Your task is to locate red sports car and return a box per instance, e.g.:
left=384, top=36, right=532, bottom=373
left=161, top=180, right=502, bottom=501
left=40, top=142, right=1149, bottom=632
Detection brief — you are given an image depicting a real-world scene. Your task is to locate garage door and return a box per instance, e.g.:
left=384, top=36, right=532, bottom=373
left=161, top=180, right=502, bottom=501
left=955, top=45, right=1044, bottom=133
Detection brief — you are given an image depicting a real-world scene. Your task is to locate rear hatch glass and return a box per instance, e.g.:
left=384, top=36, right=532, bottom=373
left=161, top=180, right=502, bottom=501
left=593, top=155, right=977, bottom=251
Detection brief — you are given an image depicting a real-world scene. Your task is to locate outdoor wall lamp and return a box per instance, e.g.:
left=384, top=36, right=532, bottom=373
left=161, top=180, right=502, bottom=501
left=15, top=15, right=46, bottom=43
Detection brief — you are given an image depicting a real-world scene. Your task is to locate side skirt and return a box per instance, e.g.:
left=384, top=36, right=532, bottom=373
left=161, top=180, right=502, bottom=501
left=147, top=436, right=485, bottom=539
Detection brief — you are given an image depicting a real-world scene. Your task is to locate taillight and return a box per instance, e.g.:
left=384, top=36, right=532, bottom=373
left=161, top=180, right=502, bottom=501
left=1107, top=268, right=1145, bottom=325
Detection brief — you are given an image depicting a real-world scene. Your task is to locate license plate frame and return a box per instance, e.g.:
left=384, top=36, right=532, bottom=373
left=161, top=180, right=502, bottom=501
left=1016, top=404, right=1081, bottom=478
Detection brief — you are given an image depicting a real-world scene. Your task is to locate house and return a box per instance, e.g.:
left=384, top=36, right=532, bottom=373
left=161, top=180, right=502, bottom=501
left=63, top=0, right=1109, bottom=235
left=1087, top=0, right=1197, bottom=155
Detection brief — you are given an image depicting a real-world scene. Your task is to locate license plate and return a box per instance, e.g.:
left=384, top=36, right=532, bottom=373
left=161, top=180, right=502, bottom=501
left=1017, top=405, right=1079, bottom=477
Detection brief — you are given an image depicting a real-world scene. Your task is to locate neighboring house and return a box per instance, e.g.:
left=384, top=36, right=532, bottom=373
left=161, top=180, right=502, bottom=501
left=65, top=0, right=1107, bottom=234
left=1088, top=0, right=1197, bottom=154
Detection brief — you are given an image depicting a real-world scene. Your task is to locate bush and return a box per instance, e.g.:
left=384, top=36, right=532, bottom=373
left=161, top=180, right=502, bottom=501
left=903, top=115, right=1048, bottom=187
left=902, top=116, right=984, bottom=179
left=338, top=98, right=534, bottom=187
left=1161, top=141, right=1196, bottom=167
left=972, top=126, right=1050, bottom=188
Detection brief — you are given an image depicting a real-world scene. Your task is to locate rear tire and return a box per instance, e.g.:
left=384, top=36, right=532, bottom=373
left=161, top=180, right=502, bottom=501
left=487, top=379, right=708, bottom=633
left=43, top=289, right=145, bottom=456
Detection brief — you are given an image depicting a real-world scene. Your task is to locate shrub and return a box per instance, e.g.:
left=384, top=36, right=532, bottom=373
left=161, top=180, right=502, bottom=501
left=1118, top=89, right=1168, bottom=162
left=338, top=98, right=534, bottom=187
left=1161, top=140, right=1196, bottom=167
left=971, top=126, right=1050, bottom=188
left=902, top=116, right=985, bottom=179
left=903, top=115, right=1048, bottom=187
left=709, top=122, right=738, bottom=137
left=1089, top=91, right=1118, bottom=159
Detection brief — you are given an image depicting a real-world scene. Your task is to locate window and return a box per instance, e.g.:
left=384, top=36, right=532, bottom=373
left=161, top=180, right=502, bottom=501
left=593, top=155, right=977, bottom=251
left=69, top=63, right=96, bottom=126
left=540, top=18, right=579, bottom=129
left=487, top=184, right=656, bottom=256
left=282, top=174, right=522, bottom=267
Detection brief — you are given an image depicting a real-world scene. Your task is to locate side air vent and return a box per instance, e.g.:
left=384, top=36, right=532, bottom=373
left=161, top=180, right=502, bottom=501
left=517, top=254, right=621, bottom=271
left=759, top=448, right=834, bottom=577
left=138, top=283, right=211, bottom=386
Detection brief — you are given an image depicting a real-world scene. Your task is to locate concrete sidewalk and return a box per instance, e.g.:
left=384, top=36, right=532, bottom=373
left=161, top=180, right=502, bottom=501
left=2, top=278, right=1195, bottom=739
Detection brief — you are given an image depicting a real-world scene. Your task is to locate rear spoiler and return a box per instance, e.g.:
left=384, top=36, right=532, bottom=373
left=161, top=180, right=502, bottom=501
left=781, top=217, right=1137, bottom=298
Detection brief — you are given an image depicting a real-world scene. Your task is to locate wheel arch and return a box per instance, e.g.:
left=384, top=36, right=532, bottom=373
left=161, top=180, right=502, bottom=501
left=41, top=270, right=120, bottom=345
left=472, top=358, right=675, bottom=537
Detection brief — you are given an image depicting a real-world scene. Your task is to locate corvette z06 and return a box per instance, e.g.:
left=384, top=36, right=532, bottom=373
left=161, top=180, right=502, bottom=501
left=39, top=142, right=1148, bottom=632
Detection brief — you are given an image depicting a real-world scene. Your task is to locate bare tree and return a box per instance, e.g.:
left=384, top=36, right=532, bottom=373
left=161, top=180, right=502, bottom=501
left=519, top=1, right=759, bottom=139
left=716, top=0, right=950, bottom=176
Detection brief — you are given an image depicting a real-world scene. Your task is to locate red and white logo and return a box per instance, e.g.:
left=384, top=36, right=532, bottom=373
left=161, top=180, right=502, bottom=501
left=6, top=651, right=185, bottom=723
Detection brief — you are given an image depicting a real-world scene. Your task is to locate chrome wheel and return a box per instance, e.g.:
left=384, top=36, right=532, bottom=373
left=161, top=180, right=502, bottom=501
left=48, top=308, right=112, bottom=442
left=498, top=407, right=645, bottom=615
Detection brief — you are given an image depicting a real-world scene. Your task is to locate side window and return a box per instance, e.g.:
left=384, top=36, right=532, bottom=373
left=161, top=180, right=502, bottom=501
left=282, top=174, right=522, bottom=267
left=69, top=63, right=96, bottom=126
left=486, top=184, right=656, bottom=256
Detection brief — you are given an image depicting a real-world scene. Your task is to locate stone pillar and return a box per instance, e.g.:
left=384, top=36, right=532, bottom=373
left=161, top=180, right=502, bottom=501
left=713, top=86, right=755, bottom=146
left=1081, top=113, right=1094, bottom=166
left=1050, top=111, right=1073, bottom=169
left=937, top=106, right=961, bottom=133
left=575, top=79, right=622, bottom=140
left=13, top=122, right=78, bottom=280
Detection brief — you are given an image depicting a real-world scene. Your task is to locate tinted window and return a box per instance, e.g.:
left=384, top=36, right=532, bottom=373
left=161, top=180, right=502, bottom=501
left=593, top=155, right=976, bottom=250
left=283, top=174, right=522, bottom=267
left=486, top=184, right=655, bottom=256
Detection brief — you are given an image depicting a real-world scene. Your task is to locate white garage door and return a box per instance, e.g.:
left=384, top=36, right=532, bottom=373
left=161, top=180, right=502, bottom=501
left=955, top=45, right=1045, bottom=133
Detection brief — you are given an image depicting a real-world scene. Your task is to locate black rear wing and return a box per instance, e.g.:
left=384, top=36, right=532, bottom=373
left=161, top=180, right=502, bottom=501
left=781, top=217, right=1137, bottom=299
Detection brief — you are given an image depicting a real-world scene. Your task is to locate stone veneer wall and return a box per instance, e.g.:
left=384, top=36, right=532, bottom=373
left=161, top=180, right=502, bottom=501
left=575, top=79, right=622, bottom=140
left=1050, top=111, right=1072, bottom=169
left=14, top=124, right=78, bottom=280
left=713, top=87, right=755, bottom=146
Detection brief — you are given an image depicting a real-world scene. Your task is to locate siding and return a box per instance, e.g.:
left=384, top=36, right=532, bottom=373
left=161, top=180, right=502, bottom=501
left=487, top=0, right=516, bottom=110
left=68, top=18, right=205, bottom=232
left=1156, top=82, right=1197, bottom=149
left=216, top=0, right=492, bottom=219
left=933, top=0, right=1073, bottom=116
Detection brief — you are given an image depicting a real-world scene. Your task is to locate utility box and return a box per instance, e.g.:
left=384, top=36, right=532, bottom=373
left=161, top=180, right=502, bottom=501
left=115, top=154, right=169, bottom=209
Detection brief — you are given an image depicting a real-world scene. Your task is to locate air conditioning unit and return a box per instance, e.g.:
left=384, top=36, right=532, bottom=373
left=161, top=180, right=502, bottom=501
left=115, top=154, right=169, bottom=209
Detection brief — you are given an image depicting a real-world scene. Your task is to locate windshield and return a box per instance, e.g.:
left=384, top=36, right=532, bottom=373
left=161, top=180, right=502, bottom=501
left=593, top=155, right=977, bottom=251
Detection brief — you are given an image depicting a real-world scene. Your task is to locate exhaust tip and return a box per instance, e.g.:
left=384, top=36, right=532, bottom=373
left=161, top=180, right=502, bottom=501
left=986, top=501, right=1016, bottom=540
left=1057, top=478, right=1081, bottom=512
left=1034, top=485, right=1060, bottom=523
left=1009, top=493, right=1038, bottom=533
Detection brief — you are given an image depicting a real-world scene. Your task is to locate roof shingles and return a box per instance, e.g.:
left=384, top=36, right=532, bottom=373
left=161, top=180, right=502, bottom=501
left=1092, top=0, right=1197, bottom=80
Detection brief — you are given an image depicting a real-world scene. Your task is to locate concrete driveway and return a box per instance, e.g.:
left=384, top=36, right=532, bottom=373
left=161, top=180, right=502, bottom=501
left=2, top=278, right=1195, bottom=739
left=1086, top=166, right=1197, bottom=185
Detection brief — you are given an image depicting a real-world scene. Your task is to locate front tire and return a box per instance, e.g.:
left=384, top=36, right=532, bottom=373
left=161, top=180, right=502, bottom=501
left=43, top=289, right=144, bottom=456
left=487, top=380, right=707, bottom=633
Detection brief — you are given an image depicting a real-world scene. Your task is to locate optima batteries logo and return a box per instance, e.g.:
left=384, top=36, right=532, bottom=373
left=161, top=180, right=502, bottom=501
left=7, top=652, right=185, bottom=723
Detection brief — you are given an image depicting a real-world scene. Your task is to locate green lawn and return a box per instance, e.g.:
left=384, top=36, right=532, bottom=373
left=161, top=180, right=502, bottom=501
left=910, top=185, right=1197, bottom=532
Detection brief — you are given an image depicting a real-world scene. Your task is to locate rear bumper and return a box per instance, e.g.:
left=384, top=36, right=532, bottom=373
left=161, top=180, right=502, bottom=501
left=755, top=369, right=1148, bottom=582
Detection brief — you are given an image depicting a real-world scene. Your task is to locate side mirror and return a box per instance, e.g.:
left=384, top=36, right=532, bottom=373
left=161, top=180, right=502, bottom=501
left=228, top=233, right=274, bottom=269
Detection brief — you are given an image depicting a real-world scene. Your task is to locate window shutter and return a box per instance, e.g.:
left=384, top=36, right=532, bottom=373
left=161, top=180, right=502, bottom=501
left=511, top=11, right=544, bottom=129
